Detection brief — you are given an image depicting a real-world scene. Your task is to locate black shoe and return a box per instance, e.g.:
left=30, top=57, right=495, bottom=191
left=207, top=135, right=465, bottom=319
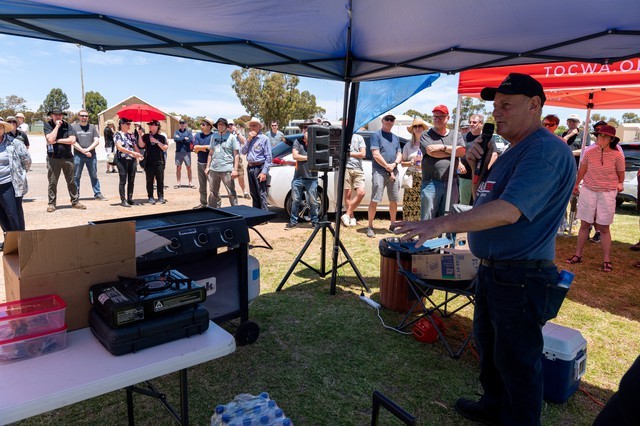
left=454, top=398, right=499, bottom=425
left=285, top=223, right=297, bottom=230
left=589, top=231, right=601, bottom=243
left=127, top=199, right=138, bottom=206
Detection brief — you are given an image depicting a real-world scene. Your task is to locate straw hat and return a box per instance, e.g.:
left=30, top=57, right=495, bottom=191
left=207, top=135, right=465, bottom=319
left=200, top=117, right=214, bottom=127
left=407, top=117, right=429, bottom=133
left=247, top=117, right=263, bottom=128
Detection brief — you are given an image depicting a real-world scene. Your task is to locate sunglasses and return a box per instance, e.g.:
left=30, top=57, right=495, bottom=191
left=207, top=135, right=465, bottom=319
left=79, top=115, right=88, bottom=118
left=383, top=118, right=395, bottom=122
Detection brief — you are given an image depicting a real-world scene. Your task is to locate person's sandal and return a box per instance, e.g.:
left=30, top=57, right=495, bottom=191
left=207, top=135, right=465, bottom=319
left=602, top=262, right=613, bottom=273
left=566, top=255, right=582, bottom=264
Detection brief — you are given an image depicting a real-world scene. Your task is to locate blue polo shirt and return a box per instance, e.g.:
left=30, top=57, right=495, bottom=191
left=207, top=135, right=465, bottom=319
left=370, top=130, right=400, bottom=174
left=469, top=128, right=575, bottom=260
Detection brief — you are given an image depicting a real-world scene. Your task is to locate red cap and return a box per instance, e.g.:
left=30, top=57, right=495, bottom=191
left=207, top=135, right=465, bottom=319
left=432, top=105, right=449, bottom=115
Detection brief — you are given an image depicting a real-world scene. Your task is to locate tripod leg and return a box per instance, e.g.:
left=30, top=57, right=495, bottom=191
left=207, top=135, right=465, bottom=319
left=276, top=225, right=323, bottom=291
left=327, top=224, right=371, bottom=293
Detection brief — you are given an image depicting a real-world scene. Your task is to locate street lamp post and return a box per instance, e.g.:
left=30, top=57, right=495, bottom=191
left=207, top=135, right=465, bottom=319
left=78, top=44, right=85, bottom=110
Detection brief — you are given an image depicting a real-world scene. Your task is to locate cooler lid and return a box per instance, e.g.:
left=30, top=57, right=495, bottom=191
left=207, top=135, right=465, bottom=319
left=542, top=322, right=587, bottom=361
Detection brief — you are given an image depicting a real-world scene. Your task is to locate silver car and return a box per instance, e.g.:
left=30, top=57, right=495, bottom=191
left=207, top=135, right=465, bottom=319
left=618, top=143, right=640, bottom=206
left=267, top=131, right=408, bottom=219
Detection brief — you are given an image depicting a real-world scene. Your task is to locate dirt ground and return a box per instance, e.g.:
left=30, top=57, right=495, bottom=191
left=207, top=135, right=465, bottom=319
left=0, top=144, right=294, bottom=303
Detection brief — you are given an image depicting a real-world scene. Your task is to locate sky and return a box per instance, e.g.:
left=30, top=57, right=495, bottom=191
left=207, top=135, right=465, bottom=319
left=0, top=34, right=636, bottom=125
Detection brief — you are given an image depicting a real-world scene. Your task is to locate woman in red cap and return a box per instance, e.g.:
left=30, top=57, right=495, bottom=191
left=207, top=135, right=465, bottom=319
left=566, top=125, right=625, bottom=272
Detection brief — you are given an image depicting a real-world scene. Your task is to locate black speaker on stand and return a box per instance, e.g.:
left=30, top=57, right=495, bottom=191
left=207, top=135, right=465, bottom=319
left=276, top=125, right=369, bottom=292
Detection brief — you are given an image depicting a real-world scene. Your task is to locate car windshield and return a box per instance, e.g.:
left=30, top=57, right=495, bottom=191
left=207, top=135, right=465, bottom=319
left=621, top=143, right=640, bottom=172
left=272, top=136, right=298, bottom=159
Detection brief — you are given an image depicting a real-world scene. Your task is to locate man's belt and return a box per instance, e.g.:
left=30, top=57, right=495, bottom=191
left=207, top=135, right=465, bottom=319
left=480, top=259, right=555, bottom=270
left=248, top=162, right=264, bottom=167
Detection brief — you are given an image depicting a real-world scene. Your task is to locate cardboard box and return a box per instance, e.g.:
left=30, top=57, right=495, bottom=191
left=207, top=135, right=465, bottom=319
left=3, top=222, right=136, bottom=331
left=411, top=249, right=479, bottom=281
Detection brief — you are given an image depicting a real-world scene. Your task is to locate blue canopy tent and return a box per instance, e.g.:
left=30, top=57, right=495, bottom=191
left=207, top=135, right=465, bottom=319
left=2, top=0, right=640, bottom=292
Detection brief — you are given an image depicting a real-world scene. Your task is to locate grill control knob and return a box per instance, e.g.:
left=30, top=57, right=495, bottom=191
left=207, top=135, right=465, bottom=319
left=223, top=229, right=234, bottom=241
left=169, top=237, right=181, bottom=251
left=196, top=233, right=209, bottom=246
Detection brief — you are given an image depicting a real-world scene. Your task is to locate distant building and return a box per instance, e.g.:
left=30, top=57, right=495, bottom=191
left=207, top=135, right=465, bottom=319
left=617, top=123, right=640, bottom=142
left=98, top=96, right=180, bottom=136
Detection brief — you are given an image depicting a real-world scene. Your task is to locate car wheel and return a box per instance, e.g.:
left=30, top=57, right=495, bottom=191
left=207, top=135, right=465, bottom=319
left=285, top=187, right=326, bottom=222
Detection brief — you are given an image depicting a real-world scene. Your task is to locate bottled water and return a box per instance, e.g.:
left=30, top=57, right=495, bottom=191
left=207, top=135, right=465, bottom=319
left=211, top=393, right=292, bottom=426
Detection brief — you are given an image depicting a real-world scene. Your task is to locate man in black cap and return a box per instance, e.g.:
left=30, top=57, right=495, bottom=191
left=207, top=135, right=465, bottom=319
left=397, top=73, right=576, bottom=425
left=173, top=118, right=193, bottom=188
left=44, top=108, right=85, bottom=212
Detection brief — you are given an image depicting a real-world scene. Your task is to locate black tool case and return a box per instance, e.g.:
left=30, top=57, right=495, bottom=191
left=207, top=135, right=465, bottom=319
left=89, top=305, right=210, bottom=356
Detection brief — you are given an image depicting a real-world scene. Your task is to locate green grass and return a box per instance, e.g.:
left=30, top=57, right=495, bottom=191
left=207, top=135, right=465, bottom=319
left=17, top=207, right=640, bottom=425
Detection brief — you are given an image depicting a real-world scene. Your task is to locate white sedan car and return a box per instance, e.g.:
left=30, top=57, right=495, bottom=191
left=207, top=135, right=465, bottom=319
left=267, top=131, right=409, bottom=219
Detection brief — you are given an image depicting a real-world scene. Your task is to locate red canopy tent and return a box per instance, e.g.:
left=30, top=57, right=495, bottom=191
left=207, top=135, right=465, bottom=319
left=457, top=58, right=640, bottom=157
left=458, top=58, right=640, bottom=109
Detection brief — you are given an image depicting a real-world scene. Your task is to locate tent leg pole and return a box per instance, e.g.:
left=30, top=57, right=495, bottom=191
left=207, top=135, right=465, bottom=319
left=330, top=80, right=364, bottom=295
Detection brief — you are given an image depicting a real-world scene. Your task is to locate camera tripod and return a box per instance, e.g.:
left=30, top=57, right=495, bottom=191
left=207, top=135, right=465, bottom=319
left=276, top=171, right=370, bottom=293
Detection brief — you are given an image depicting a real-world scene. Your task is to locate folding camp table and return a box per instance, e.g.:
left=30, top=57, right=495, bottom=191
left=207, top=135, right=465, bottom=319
left=386, top=239, right=476, bottom=359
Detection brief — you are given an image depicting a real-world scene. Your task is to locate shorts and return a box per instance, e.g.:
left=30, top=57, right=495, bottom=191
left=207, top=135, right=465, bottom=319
left=576, top=186, right=617, bottom=225
left=371, top=169, right=399, bottom=203
left=175, top=152, right=191, bottom=167
left=344, top=168, right=364, bottom=190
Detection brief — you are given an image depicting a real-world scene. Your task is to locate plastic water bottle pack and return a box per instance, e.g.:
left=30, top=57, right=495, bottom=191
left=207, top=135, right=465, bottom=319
left=211, top=392, right=293, bottom=426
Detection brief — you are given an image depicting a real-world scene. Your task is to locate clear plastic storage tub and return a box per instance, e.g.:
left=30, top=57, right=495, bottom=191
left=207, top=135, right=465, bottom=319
left=0, top=295, right=67, bottom=342
left=0, top=325, right=68, bottom=363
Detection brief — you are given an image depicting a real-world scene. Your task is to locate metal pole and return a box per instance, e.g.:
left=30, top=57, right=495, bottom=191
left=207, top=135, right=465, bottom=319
left=444, top=94, right=463, bottom=214
left=78, top=44, right=85, bottom=110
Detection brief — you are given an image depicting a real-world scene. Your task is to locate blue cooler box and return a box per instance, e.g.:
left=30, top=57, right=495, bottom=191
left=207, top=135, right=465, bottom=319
left=542, top=322, right=587, bottom=403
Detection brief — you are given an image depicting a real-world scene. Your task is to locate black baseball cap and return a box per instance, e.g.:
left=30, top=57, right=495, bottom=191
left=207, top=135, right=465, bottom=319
left=48, top=108, right=68, bottom=115
left=481, top=73, right=546, bottom=106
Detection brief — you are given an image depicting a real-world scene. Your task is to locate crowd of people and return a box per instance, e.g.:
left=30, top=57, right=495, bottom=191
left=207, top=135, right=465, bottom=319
left=1, top=74, right=639, bottom=422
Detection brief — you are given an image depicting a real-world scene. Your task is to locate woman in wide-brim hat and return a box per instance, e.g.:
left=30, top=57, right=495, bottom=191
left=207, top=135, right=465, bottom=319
left=567, top=125, right=624, bottom=273
left=400, top=117, right=429, bottom=221
left=0, top=120, right=31, bottom=237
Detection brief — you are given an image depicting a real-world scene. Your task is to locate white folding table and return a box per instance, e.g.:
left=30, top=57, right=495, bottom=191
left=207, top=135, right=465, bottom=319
left=0, top=322, right=236, bottom=425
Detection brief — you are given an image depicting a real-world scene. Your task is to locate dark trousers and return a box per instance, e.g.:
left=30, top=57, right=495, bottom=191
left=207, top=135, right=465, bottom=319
left=247, top=165, right=268, bottom=210
left=0, top=182, right=24, bottom=232
left=116, top=158, right=137, bottom=202
left=47, top=156, right=79, bottom=206
left=473, top=263, right=558, bottom=426
left=145, top=162, right=165, bottom=198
